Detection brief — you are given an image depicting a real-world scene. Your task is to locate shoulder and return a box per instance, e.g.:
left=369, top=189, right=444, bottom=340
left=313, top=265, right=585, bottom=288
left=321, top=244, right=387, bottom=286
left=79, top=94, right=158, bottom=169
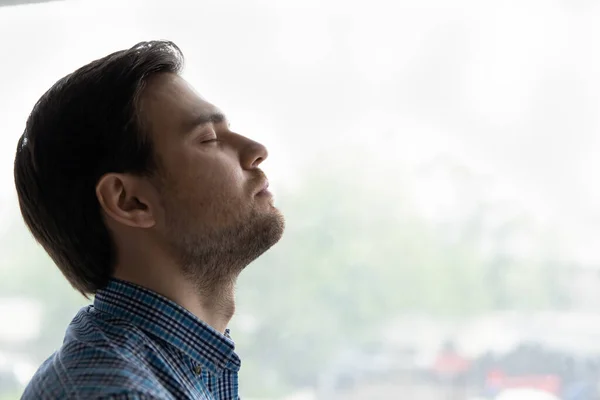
left=21, top=307, right=171, bottom=400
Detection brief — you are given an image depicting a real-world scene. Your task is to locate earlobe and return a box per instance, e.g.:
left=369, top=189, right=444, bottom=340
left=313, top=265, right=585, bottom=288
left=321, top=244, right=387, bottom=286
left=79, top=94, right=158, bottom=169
left=96, top=173, right=156, bottom=229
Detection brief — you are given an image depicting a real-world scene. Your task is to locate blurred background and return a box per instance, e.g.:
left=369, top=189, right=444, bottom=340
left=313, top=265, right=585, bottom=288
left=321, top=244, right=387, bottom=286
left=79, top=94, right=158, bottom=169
left=2, top=0, right=600, bottom=399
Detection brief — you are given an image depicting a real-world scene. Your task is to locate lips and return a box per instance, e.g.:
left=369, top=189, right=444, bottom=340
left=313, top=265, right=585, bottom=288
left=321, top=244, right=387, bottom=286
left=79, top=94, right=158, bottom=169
left=255, top=179, right=271, bottom=196
left=257, top=180, right=269, bottom=194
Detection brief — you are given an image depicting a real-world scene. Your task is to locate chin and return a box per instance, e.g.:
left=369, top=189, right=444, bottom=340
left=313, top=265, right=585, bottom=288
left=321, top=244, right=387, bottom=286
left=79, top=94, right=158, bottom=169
left=238, top=208, right=285, bottom=267
left=258, top=208, right=286, bottom=247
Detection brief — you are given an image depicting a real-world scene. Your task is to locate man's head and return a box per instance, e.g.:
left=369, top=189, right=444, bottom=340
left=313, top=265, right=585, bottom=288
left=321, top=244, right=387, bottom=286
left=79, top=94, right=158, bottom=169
left=14, top=41, right=285, bottom=296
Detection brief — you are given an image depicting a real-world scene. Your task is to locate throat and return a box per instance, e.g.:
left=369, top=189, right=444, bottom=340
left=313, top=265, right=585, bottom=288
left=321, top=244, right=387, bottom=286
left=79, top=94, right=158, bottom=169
left=190, top=277, right=237, bottom=334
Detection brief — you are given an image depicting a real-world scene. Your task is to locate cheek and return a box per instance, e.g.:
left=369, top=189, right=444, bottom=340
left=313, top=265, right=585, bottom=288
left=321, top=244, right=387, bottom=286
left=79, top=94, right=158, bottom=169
left=184, top=160, right=248, bottom=214
left=163, top=148, right=249, bottom=221
left=197, top=160, right=243, bottom=194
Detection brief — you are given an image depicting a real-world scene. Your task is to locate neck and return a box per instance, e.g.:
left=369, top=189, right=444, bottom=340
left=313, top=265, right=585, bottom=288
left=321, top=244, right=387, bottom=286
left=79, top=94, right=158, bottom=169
left=113, top=262, right=237, bottom=334
left=184, top=277, right=237, bottom=333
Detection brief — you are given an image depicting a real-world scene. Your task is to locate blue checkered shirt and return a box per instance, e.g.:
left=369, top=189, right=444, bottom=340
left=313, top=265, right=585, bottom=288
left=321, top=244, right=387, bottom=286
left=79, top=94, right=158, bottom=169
left=21, top=279, right=241, bottom=399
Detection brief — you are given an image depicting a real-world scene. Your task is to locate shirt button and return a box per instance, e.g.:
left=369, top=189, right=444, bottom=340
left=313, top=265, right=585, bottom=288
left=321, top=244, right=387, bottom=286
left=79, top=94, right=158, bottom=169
left=194, top=365, right=202, bottom=376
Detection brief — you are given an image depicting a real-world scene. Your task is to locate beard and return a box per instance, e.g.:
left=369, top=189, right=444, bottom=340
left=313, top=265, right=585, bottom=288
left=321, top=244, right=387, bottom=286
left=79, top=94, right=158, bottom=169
left=162, top=201, right=285, bottom=292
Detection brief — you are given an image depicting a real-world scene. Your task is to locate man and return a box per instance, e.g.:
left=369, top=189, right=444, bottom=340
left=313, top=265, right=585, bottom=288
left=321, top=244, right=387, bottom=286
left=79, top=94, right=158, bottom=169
left=14, top=40, right=285, bottom=400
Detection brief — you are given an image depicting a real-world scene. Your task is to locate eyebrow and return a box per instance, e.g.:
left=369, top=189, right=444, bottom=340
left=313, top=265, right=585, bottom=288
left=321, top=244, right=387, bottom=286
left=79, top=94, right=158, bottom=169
left=184, top=111, right=228, bottom=133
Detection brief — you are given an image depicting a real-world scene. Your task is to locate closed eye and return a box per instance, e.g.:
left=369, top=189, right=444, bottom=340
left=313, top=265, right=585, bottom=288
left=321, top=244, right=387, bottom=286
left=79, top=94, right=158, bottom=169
left=201, top=138, right=219, bottom=144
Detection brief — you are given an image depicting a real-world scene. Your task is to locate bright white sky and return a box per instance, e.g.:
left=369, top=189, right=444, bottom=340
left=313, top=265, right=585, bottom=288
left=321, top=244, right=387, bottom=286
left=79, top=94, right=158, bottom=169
left=1, top=0, right=600, bottom=262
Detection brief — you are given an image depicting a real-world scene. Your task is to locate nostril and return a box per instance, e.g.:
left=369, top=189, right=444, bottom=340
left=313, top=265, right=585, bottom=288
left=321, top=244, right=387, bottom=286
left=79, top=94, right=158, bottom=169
left=252, top=157, right=264, bottom=168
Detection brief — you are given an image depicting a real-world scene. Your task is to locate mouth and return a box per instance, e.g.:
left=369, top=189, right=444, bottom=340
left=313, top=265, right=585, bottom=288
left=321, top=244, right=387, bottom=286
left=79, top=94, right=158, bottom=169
left=256, top=180, right=272, bottom=196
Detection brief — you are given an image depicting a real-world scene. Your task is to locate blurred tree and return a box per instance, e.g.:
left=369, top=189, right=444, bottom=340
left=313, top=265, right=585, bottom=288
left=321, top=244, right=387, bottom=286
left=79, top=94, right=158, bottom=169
left=235, top=152, right=574, bottom=396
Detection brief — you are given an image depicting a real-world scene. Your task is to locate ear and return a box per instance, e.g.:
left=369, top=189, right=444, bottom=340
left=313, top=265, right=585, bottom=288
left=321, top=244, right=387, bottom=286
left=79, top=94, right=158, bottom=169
left=96, top=173, right=156, bottom=229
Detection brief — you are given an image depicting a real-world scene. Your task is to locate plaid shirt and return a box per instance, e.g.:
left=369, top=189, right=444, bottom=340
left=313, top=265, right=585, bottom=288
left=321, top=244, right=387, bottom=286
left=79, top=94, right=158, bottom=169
left=22, top=279, right=241, bottom=399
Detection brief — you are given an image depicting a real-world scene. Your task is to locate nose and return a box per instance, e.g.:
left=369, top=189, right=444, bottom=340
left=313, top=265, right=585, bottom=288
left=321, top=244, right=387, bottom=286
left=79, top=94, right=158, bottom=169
left=240, top=138, right=268, bottom=170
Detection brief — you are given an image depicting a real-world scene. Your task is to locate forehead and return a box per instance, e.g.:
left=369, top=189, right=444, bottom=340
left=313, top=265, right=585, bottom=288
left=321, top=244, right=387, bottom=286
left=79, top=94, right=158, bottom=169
left=140, top=73, right=221, bottom=141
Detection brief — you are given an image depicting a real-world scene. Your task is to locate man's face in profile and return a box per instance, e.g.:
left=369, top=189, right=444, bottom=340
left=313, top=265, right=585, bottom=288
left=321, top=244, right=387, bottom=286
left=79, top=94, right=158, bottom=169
left=139, top=73, right=285, bottom=284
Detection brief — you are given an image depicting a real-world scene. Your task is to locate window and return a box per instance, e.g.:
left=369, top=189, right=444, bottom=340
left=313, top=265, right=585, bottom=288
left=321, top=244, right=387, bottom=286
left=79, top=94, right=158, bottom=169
left=1, top=1, right=598, bottom=399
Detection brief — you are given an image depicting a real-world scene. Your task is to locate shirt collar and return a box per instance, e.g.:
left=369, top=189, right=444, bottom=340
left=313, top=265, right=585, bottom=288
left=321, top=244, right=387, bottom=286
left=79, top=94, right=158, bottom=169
left=93, top=278, right=241, bottom=376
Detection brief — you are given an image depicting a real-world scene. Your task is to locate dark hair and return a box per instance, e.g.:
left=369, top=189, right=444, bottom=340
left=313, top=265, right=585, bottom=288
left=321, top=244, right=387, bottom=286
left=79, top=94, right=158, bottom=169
left=14, top=40, right=184, bottom=296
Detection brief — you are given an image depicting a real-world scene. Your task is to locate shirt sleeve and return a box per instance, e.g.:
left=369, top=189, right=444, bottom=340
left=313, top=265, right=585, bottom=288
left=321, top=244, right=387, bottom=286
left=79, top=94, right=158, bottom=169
left=97, top=393, right=162, bottom=400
